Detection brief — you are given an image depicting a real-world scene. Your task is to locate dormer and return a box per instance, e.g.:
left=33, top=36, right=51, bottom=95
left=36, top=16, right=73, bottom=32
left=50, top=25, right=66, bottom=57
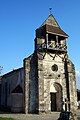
left=35, top=14, right=68, bottom=52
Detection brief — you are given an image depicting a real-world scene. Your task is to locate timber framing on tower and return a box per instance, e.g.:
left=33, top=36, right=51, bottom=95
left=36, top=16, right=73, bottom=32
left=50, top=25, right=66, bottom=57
left=35, top=14, right=69, bottom=54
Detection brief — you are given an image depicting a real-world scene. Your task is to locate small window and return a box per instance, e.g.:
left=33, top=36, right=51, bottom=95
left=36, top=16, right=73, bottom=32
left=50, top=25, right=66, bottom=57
left=51, top=64, right=58, bottom=72
left=11, top=85, right=23, bottom=93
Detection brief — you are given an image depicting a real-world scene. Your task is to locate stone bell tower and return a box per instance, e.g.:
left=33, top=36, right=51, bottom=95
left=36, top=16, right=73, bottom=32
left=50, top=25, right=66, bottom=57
left=24, top=14, right=77, bottom=114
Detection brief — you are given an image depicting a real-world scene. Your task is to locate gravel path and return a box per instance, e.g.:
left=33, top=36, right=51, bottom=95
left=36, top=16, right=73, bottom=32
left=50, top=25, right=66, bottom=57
left=0, top=112, right=60, bottom=120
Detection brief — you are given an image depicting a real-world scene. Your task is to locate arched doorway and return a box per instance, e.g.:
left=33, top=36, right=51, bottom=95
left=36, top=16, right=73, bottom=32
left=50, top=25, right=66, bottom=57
left=50, top=82, right=62, bottom=112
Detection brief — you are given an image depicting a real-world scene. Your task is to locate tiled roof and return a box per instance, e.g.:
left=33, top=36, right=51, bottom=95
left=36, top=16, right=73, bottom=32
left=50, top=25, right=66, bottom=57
left=46, top=24, right=68, bottom=38
left=1, top=67, right=23, bottom=79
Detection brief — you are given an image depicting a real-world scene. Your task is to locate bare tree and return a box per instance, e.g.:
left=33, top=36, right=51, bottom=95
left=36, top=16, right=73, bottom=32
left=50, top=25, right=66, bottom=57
left=0, top=66, right=3, bottom=75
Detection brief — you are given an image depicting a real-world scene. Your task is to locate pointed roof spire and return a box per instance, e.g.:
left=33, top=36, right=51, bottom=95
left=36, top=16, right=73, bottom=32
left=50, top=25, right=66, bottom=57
left=40, top=14, right=59, bottom=28
left=37, top=14, right=68, bottom=38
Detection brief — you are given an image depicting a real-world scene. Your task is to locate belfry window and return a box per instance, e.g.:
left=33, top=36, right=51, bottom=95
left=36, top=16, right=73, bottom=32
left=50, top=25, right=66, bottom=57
left=56, top=36, right=61, bottom=48
left=48, top=34, right=56, bottom=48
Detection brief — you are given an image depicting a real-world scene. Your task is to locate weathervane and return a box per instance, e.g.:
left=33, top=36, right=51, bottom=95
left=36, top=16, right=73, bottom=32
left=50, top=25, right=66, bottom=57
left=49, top=8, right=52, bottom=15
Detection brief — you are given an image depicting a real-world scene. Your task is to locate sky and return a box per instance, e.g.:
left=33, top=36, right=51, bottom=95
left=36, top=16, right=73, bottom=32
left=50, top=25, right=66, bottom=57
left=0, top=0, right=80, bottom=88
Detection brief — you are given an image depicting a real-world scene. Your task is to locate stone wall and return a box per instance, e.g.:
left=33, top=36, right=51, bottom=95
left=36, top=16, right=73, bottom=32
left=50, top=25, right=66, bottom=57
left=24, top=53, right=38, bottom=113
left=37, top=52, right=66, bottom=113
left=37, top=51, right=77, bottom=113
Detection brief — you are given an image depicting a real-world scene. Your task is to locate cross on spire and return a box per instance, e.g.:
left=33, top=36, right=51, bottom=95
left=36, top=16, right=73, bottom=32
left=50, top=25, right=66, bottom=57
left=49, top=8, right=52, bottom=15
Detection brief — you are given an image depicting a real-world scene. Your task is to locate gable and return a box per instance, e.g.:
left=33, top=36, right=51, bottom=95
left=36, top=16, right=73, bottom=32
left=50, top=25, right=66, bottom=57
left=41, top=14, right=59, bottom=27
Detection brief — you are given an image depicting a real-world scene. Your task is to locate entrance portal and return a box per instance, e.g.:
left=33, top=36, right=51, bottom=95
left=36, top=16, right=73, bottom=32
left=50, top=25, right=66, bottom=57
left=50, top=93, right=56, bottom=111
left=50, top=82, right=62, bottom=112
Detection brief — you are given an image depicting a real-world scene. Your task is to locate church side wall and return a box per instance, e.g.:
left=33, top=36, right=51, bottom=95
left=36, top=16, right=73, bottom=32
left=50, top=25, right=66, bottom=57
left=1, top=73, right=18, bottom=108
left=0, top=68, right=24, bottom=112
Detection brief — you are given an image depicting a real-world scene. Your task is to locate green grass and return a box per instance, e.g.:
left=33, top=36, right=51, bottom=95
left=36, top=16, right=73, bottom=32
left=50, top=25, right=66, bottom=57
left=77, top=117, right=80, bottom=120
left=0, top=118, right=16, bottom=120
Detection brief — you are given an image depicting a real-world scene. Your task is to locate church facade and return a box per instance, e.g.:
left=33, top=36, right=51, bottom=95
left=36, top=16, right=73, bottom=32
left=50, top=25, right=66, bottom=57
left=0, top=14, right=78, bottom=114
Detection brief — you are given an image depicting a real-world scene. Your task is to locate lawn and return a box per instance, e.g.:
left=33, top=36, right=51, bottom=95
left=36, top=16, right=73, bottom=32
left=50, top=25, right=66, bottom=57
left=0, top=118, right=16, bottom=120
left=78, top=117, right=80, bottom=120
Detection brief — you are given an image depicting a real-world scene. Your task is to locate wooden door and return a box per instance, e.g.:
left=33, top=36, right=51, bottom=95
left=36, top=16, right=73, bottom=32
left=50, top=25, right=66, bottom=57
left=50, top=93, right=56, bottom=111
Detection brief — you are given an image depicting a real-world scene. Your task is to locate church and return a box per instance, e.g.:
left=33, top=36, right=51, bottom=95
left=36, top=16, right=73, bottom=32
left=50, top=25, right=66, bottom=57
left=0, top=14, right=78, bottom=114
